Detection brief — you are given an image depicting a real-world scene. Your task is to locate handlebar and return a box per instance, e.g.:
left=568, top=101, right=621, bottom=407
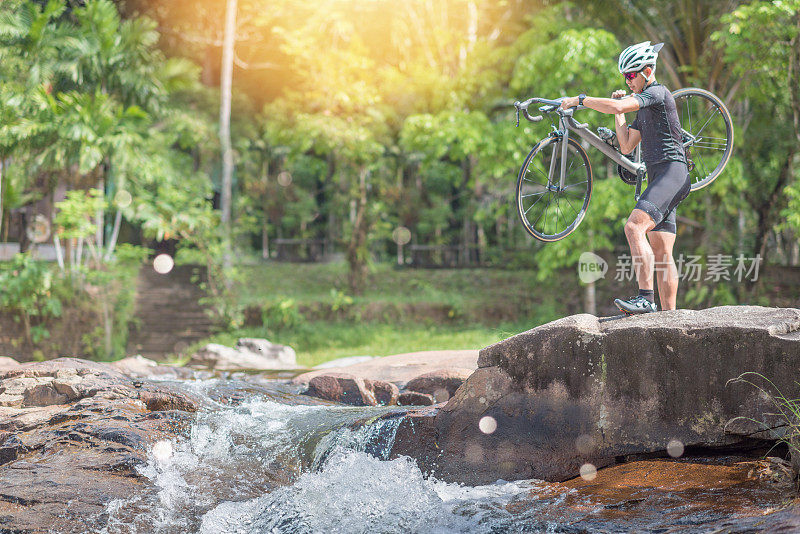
left=513, top=97, right=587, bottom=126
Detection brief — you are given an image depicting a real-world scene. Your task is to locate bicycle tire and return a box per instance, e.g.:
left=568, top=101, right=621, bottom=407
left=516, top=136, right=593, bottom=242
left=671, top=87, right=734, bottom=191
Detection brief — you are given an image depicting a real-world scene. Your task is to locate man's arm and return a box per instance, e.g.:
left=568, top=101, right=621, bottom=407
left=615, top=113, right=641, bottom=154
left=560, top=94, right=640, bottom=114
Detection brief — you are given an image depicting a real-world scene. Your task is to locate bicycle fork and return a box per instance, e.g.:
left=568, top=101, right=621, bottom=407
left=547, top=117, right=570, bottom=190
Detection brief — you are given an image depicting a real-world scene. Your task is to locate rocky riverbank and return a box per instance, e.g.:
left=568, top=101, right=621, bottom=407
left=0, top=358, right=201, bottom=532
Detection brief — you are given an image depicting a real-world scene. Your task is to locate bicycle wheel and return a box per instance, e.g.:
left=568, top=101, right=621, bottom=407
left=672, top=87, right=734, bottom=191
left=516, top=136, right=592, bottom=242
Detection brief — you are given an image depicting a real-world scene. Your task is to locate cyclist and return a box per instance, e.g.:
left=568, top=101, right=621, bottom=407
left=560, top=41, right=689, bottom=314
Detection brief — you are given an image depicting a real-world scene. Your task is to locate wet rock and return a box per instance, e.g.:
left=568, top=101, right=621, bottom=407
left=189, top=338, right=298, bottom=370
left=405, top=368, right=473, bottom=400
left=306, top=373, right=399, bottom=406
left=394, top=306, right=800, bottom=485
left=0, top=358, right=199, bottom=532
left=397, top=392, right=435, bottom=406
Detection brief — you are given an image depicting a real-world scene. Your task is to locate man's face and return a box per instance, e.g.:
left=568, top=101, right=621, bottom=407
left=625, top=68, right=651, bottom=93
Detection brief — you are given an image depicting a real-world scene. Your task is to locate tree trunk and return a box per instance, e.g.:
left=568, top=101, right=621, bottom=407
left=95, top=177, right=104, bottom=254
left=347, top=167, right=369, bottom=295
left=0, top=159, right=4, bottom=241
left=219, top=0, right=237, bottom=273
left=753, top=150, right=795, bottom=261
left=261, top=158, right=270, bottom=259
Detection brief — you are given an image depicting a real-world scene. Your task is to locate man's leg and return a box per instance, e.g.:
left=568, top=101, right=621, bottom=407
left=624, top=208, right=656, bottom=290
left=647, top=230, right=678, bottom=310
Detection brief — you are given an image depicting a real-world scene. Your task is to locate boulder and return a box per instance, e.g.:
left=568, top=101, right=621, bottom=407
left=306, top=373, right=399, bottom=406
left=189, top=338, right=298, bottom=370
left=0, top=358, right=200, bottom=532
left=397, top=391, right=435, bottom=406
left=392, top=306, right=800, bottom=485
left=405, top=368, right=473, bottom=402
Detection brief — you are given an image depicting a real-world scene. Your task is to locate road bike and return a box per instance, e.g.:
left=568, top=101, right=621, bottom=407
left=513, top=88, right=734, bottom=242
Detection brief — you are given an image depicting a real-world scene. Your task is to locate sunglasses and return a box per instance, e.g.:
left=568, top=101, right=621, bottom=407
left=623, top=71, right=640, bottom=81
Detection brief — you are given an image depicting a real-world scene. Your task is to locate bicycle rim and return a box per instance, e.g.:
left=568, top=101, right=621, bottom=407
left=672, top=87, right=734, bottom=191
left=516, top=136, right=592, bottom=242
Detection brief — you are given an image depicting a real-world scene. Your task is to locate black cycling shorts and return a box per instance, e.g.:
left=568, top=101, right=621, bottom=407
left=634, top=160, right=690, bottom=234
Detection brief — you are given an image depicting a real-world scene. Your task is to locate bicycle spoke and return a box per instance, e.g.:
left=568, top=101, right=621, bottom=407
left=695, top=152, right=712, bottom=179
left=525, top=163, right=550, bottom=186
left=693, top=143, right=726, bottom=151
left=693, top=107, right=720, bottom=138
left=562, top=180, right=588, bottom=191
left=686, top=95, right=692, bottom=131
left=561, top=193, right=580, bottom=219
left=521, top=191, right=548, bottom=198
left=531, top=193, right=551, bottom=229
left=523, top=189, right=548, bottom=215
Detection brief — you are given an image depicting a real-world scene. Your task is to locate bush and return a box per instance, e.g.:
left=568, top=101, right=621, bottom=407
left=0, top=253, right=63, bottom=344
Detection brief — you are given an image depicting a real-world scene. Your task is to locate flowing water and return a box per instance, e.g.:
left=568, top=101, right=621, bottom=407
left=99, top=374, right=796, bottom=534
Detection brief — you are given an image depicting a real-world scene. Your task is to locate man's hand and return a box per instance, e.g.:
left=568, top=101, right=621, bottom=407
left=559, top=96, right=580, bottom=110
left=611, top=90, right=627, bottom=99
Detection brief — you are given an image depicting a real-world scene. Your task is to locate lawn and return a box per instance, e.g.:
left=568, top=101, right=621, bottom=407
left=202, top=261, right=567, bottom=367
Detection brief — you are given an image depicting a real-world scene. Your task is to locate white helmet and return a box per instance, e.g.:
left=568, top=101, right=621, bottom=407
left=618, top=41, right=664, bottom=73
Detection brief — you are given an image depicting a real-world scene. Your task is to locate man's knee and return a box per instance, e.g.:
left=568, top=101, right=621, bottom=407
left=626, top=209, right=655, bottom=237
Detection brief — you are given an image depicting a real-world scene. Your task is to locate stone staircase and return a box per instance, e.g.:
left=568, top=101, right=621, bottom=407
left=126, top=265, right=216, bottom=360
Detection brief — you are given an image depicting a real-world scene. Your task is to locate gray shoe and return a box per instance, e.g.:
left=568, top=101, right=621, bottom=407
left=614, top=295, right=658, bottom=314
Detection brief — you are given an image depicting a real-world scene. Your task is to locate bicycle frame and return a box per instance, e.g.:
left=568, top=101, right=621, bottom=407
left=516, top=98, right=648, bottom=199
left=557, top=110, right=647, bottom=199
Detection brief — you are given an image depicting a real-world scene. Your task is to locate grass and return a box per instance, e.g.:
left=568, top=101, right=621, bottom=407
left=191, top=261, right=566, bottom=367
left=193, top=320, right=534, bottom=368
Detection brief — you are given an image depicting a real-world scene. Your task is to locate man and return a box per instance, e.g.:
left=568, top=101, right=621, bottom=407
left=560, top=41, right=689, bottom=314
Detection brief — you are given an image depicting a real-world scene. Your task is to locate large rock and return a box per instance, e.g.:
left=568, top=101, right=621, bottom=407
left=306, top=373, right=399, bottom=406
left=189, top=338, right=298, bottom=370
left=293, top=350, right=479, bottom=387
left=0, top=358, right=200, bottom=532
left=392, top=306, right=800, bottom=485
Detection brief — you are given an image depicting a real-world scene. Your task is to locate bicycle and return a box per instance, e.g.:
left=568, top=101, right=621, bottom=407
left=512, top=88, right=734, bottom=242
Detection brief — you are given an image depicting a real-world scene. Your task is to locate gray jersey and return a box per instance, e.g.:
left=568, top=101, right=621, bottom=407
left=630, top=83, right=686, bottom=165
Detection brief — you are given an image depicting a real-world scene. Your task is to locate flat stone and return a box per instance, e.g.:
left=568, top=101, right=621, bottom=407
left=189, top=339, right=298, bottom=370
left=293, top=350, right=479, bottom=386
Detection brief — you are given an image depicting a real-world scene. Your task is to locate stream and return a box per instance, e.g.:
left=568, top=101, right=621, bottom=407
left=98, top=374, right=795, bottom=533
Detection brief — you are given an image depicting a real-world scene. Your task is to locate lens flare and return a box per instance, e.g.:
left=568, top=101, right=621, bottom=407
left=667, top=439, right=685, bottom=458
left=114, top=190, right=133, bottom=209
left=153, top=254, right=174, bottom=274
left=478, top=416, right=497, bottom=434
left=580, top=463, right=597, bottom=481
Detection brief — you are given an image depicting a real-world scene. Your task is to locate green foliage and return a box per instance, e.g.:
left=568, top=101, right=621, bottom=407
left=54, top=188, right=106, bottom=239
left=0, top=253, right=62, bottom=344
left=261, top=297, right=305, bottom=331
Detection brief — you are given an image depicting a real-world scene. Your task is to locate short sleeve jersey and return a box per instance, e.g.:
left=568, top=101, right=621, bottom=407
left=629, top=83, right=686, bottom=165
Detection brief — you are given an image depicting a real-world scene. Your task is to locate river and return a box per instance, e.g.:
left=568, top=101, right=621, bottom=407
left=98, top=374, right=795, bottom=533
